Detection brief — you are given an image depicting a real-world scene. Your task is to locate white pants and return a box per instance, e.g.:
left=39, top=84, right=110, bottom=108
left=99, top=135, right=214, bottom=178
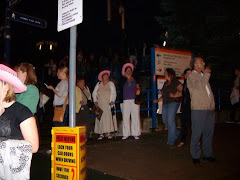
left=122, top=99, right=141, bottom=137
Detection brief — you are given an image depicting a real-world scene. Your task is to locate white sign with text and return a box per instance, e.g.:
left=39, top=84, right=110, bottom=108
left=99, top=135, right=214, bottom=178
left=155, top=48, right=191, bottom=77
left=58, top=0, right=83, bottom=32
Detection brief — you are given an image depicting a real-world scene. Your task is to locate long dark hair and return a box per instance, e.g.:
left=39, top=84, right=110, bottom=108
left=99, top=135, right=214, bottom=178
left=165, top=68, right=176, bottom=81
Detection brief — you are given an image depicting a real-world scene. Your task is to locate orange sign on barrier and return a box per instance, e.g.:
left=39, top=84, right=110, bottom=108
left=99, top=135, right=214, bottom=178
left=51, top=127, right=86, bottom=180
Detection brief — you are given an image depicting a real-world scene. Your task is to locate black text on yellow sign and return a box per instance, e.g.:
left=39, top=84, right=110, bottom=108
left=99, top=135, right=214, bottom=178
left=51, top=127, right=86, bottom=180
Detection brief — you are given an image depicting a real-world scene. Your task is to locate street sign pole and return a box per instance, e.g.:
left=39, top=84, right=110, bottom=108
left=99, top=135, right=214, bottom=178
left=69, top=25, right=77, bottom=128
left=5, top=0, right=11, bottom=65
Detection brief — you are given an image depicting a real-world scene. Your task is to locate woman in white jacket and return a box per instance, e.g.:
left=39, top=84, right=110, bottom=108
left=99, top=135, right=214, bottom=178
left=92, top=70, right=117, bottom=140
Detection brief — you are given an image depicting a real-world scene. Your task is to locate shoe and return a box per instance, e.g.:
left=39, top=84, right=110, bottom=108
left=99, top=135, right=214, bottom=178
left=202, top=157, right=216, bottom=162
left=134, top=136, right=139, bottom=140
left=46, top=150, right=51, bottom=154
left=177, top=142, right=185, bottom=148
left=98, top=134, right=104, bottom=140
left=192, top=158, right=200, bottom=164
left=169, top=145, right=177, bottom=149
left=107, top=134, right=112, bottom=139
left=122, top=136, right=129, bottom=140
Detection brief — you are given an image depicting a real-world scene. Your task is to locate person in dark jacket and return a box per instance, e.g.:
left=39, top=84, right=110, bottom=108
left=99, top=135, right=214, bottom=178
left=178, top=68, right=192, bottom=147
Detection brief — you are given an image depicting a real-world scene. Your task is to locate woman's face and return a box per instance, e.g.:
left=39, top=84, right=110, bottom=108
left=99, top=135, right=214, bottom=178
left=16, top=69, right=27, bottom=84
left=164, top=71, right=171, bottom=81
left=57, top=70, right=66, bottom=80
left=77, top=80, right=85, bottom=89
left=125, top=67, right=132, bottom=78
left=102, top=74, right=109, bottom=82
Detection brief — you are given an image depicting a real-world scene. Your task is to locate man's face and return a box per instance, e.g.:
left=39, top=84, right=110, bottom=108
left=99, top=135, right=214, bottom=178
left=195, top=58, right=205, bottom=71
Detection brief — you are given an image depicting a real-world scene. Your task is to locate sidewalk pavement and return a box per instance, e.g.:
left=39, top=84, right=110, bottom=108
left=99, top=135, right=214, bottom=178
left=33, top=123, right=240, bottom=179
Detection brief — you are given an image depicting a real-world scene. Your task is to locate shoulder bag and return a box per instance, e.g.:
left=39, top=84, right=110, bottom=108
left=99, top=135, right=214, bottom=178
left=53, top=95, right=69, bottom=122
left=80, top=87, right=93, bottom=109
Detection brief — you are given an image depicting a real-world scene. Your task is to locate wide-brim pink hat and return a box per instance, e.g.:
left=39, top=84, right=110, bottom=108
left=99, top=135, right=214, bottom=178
left=0, top=64, right=27, bottom=93
left=98, top=70, right=110, bottom=81
left=122, top=63, right=134, bottom=76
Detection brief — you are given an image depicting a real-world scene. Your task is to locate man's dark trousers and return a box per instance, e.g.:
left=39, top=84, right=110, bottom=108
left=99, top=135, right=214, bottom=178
left=191, top=110, right=215, bottom=159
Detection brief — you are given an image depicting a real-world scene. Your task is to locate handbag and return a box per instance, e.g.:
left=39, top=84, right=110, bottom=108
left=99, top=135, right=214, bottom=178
left=92, top=105, right=103, bottom=121
left=80, top=87, right=93, bottom=109
left=230, top=88, right=239, bottom=105
left=53, top=95, right=69, bottom=122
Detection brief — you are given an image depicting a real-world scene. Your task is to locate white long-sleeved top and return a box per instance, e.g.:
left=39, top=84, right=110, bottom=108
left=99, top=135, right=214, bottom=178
left=92, top=81, right=117, bottom=105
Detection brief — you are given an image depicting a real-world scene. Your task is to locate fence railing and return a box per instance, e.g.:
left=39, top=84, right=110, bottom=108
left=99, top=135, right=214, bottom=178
left=90, top=87, right=234, bottom=119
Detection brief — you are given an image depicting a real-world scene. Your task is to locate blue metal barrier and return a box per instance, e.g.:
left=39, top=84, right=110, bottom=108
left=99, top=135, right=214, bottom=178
left=90, top=89, right=153, bottom=118
left=89, top=87, right=234, bottom=119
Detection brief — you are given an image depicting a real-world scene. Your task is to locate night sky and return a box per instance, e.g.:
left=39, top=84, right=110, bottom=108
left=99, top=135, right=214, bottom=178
left=0, top=0, right=239, bottom=85
left=0, top=0, right=162, bottom=64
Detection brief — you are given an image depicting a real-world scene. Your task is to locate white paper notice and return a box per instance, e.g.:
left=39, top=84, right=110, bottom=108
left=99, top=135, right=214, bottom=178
left=58, top=0, right=83, bottom=32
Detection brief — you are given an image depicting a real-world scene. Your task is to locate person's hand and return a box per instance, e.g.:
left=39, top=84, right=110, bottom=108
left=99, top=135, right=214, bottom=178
left=110, top=102, right=114, bottom=105
left=80, top=101, right=84, bottom=104
left=153, top=99, right=159, bottom=103
left=46, top=85, right=54, bottom=90
left=169, top=93, right=175, bottom=98
left=94, top=102, right=98, bottom=107
left=203, top=66, right=211, bottom=74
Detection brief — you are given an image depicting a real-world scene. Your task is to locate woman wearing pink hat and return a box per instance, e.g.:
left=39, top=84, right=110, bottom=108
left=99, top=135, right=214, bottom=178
left=119, top=63, right=141, bottom=140
left=92, top=70, right=117, bottom=140
left=0, top=64, right=39, bottom=153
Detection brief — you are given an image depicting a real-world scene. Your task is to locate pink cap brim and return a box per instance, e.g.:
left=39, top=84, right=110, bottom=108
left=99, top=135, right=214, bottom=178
left=98, top=70, right=110, bottom=81
left=122, top=63, right=134, bottom=76
left=0, top=64, right=27, bottom=93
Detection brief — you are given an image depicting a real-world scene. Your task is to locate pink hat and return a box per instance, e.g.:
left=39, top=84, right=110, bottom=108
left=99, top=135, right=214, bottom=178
left=0, top=64, right=27, bottom=93
left=122, top=63, right=134, bottom=76
left=98, top=70, right=110, bottom=81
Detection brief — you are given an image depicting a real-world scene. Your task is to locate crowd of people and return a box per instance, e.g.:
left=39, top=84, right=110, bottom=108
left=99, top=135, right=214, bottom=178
left=0, top=52, right=239, bottom=178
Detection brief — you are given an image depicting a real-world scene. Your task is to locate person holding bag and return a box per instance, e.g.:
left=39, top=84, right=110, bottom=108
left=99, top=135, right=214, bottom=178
left=92, top=70, right=117, bottom=140
left=229, top=67, right=240, bottom=123
left=75, top=77, right=92, bottom=139
left=46, top=66, right=69, bottom=127
left=119, top=63, right=142, bottom=140
left=0, top=64, right=39, bottom=179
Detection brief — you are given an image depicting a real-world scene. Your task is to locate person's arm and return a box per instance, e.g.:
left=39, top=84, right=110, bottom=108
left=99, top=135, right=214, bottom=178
left=86, top=86, right=92, bottom=100
left=20, top=117, right=39, bottom=153
left=46, top=81, right=68, bottom=98
left=110, top=82, right=117, bottom=105
left=75, top=87, right=82, bottom=112
left=170, top=84, right=183, bottom=98
left=46, top=85, right=61, bottom=97
left=92, top=83, right=99, bottom=105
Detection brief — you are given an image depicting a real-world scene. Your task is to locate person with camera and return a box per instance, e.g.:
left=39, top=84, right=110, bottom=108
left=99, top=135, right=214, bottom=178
left=92, top=70, right=117, bottom=140
left=119, top=63, right=142, bottom=140
left=75, top=77, right=92, bottom=139
left=187, top=57, right=216, bottom=165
